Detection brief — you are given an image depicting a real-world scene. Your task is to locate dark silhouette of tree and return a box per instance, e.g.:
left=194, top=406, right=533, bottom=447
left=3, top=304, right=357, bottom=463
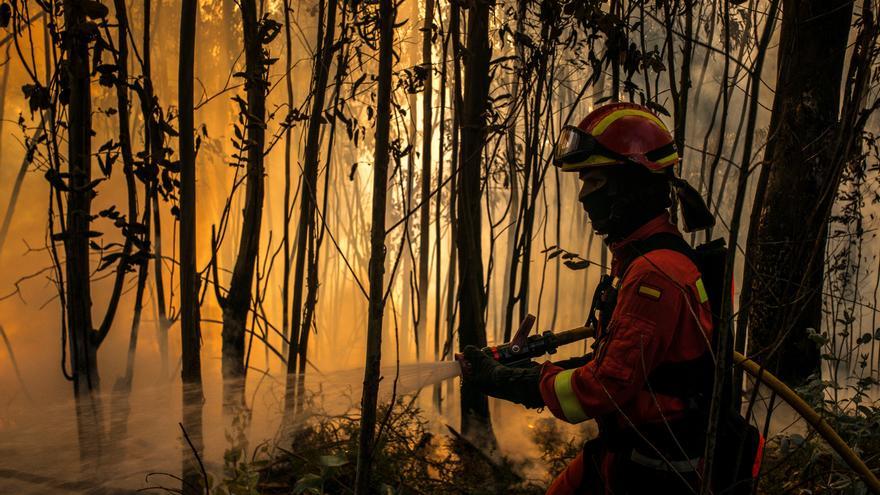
left=285, top=0, right=337, bottom=420
left=456, top=0, right=494, bottom=442
left=108, top=0, right=154, bottom=453
left=281, top=0, right=294, bottom=362
left=701, top=0, right=781, bottom=488
left=58, top=0, right=110, bottom=470
left=355, top=1, right=395, bottom=492
left=433, top=1, right=452, bottom=409
left=417, top=0, right=435, bottom=363
left=443, top=0, right=463, bottom=413
left=741, top=0, right=855, bottom=385
left=219, top=0, right=273, bottom=414
left=139, top=0, right=175, bottom=379
left=178, top=1, right=204, bottom=493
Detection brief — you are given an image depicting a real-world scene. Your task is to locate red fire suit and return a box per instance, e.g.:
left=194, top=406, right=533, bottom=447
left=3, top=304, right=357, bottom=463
left=539, top=213, right=714, bottom=494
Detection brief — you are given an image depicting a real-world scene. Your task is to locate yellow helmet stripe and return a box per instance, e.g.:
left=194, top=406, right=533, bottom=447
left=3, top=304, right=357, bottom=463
left=559, top=153, right=622, bottom=171
left=591, top=109, right=669, bottom=136
left=654, top=151, right=680, bottom=167
left=553, top=369, right=589, bottom=423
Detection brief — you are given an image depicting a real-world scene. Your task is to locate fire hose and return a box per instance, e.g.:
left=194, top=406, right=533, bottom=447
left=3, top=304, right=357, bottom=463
left=458, top=317, right=880, bottom=492
left=732, top=352, right=880, bottom=493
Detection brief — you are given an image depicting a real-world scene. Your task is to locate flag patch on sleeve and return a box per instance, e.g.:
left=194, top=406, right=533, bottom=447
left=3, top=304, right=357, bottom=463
left=637, top=284, right=662, bottom=300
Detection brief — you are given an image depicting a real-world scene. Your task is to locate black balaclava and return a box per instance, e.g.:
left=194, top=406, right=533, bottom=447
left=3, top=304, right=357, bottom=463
left=580, top=164, right=672, bottom=243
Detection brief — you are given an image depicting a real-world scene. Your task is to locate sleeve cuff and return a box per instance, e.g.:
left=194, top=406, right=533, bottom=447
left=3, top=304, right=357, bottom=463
left=539, top=361, right=566, bottom=420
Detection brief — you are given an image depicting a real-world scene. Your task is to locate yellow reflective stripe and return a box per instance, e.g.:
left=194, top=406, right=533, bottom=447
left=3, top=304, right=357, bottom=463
left=696, top=278, right=709, bottom=304
left=638, top=285, right=662, bottom=299
left=559, top=153, right=621, bottom=171
left=562, top=151, right=678, bottom=172
left=591, top=109, right=669, bottom=136
left=654, top=151, right=679, bottom=166
left=553, top=369, right=589, bottom=424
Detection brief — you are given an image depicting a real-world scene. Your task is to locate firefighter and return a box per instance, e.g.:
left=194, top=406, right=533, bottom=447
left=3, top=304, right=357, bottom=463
left=461, top=102, right=717, bottom=494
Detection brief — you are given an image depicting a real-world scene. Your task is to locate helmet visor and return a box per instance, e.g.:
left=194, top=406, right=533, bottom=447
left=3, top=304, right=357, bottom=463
left=554, top=125, right=598, bottom=167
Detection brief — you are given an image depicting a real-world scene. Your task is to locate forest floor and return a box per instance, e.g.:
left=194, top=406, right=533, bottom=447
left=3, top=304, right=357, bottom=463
left=214, top=400, right=576, bottom=494
left=205, top=394, right=879, bottom=495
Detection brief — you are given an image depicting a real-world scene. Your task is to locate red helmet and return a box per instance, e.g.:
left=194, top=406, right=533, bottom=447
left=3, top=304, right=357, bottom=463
left=554, top=102, right=679, bottom=172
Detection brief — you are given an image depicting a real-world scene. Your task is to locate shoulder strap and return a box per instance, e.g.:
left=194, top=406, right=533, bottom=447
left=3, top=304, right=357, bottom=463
left=620, top=233, right=716, bottom=406
left=618, top=232, right=699, bottom=278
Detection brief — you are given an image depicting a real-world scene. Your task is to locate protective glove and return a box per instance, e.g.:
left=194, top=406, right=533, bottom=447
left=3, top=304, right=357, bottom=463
left=461, top=345, right=545, bottom=409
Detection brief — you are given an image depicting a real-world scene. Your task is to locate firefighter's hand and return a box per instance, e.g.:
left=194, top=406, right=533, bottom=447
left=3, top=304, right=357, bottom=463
left=461, top=345, right=545, bottom=409
left=461, top=345, right=500, bottom=391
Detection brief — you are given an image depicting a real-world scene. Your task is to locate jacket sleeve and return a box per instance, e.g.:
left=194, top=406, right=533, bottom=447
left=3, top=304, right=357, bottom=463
left=538, top=267, right=684, bottom=423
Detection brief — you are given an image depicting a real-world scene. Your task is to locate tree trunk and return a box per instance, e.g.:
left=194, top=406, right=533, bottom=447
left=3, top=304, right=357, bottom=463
left=444, top=0, right=463, bottom=415
left=178, top=1, right=205, bottom=493
left=743, top=0, right=853, bottom=385
left=0, top=44, right=14, bottom=256
left=284, top=0, right=337, bottom=421
left=417, top=0, right=435, bottom=362
left=62, top=0, right=104, bottom=472
left=139, top=0, right=172, bottom=378
left=433, top=2, right=449, bottom=409
left=457, top=0, right=494, bottom=442
left=354, top=1, right=395, bottom=492
left=298, top=7, right=349, bottom=413
left=221, top=0, right=269, bottom=414
left=151, top=191, right=171, bottom=377
left=0, top=122, right=42, bottom=257
left=728, top=0, right=781, bottom=401
left=281, top=0, right=294, bottom=362
left=108, top=0, right=150, bottom=453
left=501, top=0, right=525, bottom=345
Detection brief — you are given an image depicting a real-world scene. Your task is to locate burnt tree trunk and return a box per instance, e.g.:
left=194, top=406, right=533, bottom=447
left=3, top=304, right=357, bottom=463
left=742, top=0, right=853, bottom=385
left=457, top=0, right=494, bottom=442
left=221, top=0, right=269, bottom=413
left=300, top=5, right=349, bottom=399
left=444, top=0, right=463, bottom=413
left=281, top=0, right=294, bottom=362
left=136, top=0, right=173, bottom=379
left=284, top=0, right=337, bottom=420
left=417, top=0, right=435, bottom=361
left=501, top=0, right=525, bottom=345
left=62, top=0, right=105, bottom=471
left=178, top=1, right=205, bottom=493
left=108, top=0, right=152, bottom=452
left=354, top=1, right=395, bottom=492
left=433, top=3, right=450, bottom=409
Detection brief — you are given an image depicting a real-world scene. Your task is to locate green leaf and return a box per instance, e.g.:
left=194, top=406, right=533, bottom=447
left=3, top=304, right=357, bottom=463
left=318, top=455, right=347, bottom=468
left=293, top=473, right=323, bottom=494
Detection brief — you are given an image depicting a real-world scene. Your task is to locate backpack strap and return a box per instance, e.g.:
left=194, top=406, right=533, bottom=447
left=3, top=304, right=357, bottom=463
left=617, top=232, right=698, bottom=277
left=616, top=233, right=715, bottom=407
